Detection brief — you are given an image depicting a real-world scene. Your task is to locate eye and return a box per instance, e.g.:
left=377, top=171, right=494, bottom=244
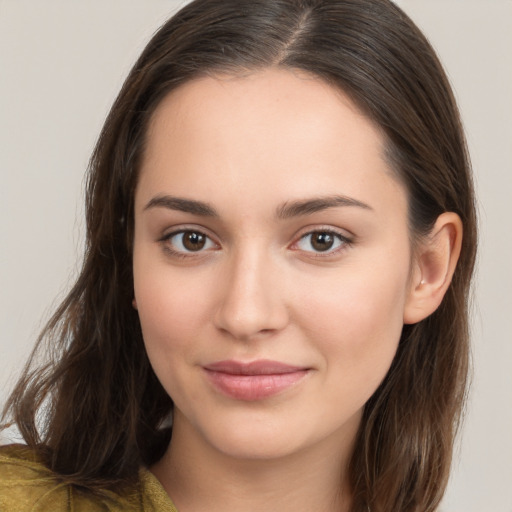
left=295, top=230, right=349, bottom=254
left=164, top=230, right=217, bottom=253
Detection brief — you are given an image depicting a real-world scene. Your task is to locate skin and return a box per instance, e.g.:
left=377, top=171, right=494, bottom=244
left=132, top=68, right=461, bottom=512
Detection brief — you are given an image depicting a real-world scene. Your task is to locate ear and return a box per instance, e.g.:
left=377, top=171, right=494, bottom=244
left=403, top=212, right=463, bottom=325
left=132, top=298, right=138, bottom=310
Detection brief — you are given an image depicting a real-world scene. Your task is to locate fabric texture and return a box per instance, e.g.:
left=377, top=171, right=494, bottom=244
left=0, top=445, right=178, bottom=512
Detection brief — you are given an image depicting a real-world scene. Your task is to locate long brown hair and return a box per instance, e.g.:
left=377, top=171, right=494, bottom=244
left=2, top=1, right=477, bottom=510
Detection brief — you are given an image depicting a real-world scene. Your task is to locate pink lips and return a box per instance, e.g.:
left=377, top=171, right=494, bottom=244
left=203, top=360, right=309, bottom=401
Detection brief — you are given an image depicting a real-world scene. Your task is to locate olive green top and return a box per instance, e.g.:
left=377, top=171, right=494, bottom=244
left=0, top=445, right=178, bottom=512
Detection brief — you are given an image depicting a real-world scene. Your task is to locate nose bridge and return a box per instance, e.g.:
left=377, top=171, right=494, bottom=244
left=214, top=240, right=288, bottom=339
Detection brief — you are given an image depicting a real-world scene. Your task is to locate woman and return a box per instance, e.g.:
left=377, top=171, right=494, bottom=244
left=0, top=0, right=477, bottom=511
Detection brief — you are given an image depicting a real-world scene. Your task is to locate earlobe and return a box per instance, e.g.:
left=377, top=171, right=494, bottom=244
left=403, top=212, right=463, bottom=325
left=132, top=298, right=138, bottom=310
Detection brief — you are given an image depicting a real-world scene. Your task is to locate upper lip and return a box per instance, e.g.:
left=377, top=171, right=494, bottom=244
left=203, top=359, right=308, bottom=375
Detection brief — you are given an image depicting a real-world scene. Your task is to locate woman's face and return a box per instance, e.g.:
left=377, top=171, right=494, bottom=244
left=133, top=68, right=416, bottom=460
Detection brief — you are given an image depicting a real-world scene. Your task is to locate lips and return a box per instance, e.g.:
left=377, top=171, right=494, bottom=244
left=203, top=360, right=310, bottom=401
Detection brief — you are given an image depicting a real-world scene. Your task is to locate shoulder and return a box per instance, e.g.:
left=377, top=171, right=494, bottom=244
left=0, top=443, right=73, bottom=511
left=0, top=444, right=153, bottom=512
left=0, top=444, right=177, bottom=512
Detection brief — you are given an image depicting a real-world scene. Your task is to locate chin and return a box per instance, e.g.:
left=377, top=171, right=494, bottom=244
left=211, top=431, right=310, bottom=461
left=190, top=407, right=362, bottom=463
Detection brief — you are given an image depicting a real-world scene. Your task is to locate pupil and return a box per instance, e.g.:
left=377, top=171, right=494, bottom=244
left=183, top=232, right=206, bottom=251
left=312, top=232, right=334, bottom=251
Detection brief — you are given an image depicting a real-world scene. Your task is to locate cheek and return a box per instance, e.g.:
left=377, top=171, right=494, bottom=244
left=299, top=263, right=409, bottom=395
left=133, top=261, right=216, bottom=392
left=136, top=294, right=202, bottom=407
left=136, top=269, right=212, bottom=340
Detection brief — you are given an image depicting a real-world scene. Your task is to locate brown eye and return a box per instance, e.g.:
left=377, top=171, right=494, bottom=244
left=182, top=231, right=206, bottom=251
left=296, top=231, right=348, bottom=254
left=166, top=230, right=215, bottom=253
left=310, top=232, right=335, bottom=251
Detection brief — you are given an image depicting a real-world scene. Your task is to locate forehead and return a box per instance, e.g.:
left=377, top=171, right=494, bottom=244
left=137, top=68, right=406, bottom=219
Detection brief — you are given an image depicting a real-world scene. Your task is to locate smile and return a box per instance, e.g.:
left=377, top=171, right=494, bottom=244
left=202, top=360, right=310, bottom=401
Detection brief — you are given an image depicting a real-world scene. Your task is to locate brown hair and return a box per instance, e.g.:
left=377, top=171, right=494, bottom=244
left=2, top=1, right=477, bottom=510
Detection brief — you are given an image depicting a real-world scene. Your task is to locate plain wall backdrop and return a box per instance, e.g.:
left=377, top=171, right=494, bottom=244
left=1, top=1, right=511, bottom=511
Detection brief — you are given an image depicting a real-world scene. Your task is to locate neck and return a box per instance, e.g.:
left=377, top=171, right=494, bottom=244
left=151, top=412, right=358, bottom=512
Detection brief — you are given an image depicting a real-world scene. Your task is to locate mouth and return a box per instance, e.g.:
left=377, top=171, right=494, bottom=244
left=202, top=360, right=310, bottom=401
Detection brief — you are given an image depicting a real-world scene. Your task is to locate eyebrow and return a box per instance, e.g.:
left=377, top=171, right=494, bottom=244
left=144, top=194, right=372, bottom=219
left=276, top=195, right=372, bottom=219
left=144, top=195, right=219, bottom=217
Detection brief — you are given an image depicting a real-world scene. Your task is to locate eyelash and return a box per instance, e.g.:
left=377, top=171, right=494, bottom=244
left=159, top=228, right=219, bottom=259
left=159, top=227, right=353, bottom=259
left=292, top=229, right=353, bottom=257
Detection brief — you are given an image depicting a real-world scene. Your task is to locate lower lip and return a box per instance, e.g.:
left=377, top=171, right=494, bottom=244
left=204, top=369, right=309, bottom=401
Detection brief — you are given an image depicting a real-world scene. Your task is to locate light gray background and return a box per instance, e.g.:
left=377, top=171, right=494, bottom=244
left=1, top=1, right=511, bottom=511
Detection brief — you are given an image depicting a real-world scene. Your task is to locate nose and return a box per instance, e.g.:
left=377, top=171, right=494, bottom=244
left=213, top=247, right=289, bottom=341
